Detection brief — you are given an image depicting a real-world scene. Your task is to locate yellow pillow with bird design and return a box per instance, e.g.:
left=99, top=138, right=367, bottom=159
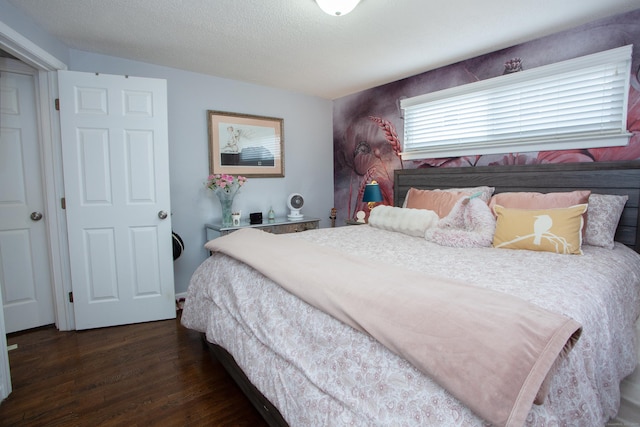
left=492, top=204, right=588, bottom=255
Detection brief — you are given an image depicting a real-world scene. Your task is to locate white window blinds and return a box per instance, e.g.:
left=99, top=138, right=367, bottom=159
left=401, top=45, right=633, bottom=160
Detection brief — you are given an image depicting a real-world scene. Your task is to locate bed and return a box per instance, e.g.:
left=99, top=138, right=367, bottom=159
left=182, top=161, right=640, bottom=426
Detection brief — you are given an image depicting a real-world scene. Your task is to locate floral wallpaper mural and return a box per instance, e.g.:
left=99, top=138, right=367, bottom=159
left=333, top=9, right=640, bottom=223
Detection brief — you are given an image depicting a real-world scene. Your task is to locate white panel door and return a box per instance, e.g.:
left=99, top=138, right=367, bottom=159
left=0, top=285, right=11, bottom=402
left=0, top=60, right=55, bottom=333
left=58, top=71, right=175, bottom=330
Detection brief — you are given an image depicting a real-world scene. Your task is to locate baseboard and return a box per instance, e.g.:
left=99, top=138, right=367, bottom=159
left=611, top=323, right=640, bottom=426
left=621, top=370, right=640, bottom=405
left=610, top=395, right=640, bottom=426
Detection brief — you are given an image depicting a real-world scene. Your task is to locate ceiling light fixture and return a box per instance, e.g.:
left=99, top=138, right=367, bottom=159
left=315, top=0, right=361, bottom=16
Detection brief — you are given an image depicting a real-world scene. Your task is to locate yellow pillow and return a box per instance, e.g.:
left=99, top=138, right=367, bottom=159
left=493, top=204, right=588, bottom=255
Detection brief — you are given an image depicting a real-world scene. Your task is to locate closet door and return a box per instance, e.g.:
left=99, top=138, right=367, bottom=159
left=0, top=58, right=55, bottom=333
left=58, top=70, right=175, bottom=330
left=0, top=286, right=11, bottom=401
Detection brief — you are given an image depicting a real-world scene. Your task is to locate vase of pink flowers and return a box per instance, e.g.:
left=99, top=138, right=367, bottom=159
left=205, top=174, right=247, bottom=226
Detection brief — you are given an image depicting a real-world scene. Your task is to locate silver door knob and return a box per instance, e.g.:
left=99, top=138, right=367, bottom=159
left=30, top=212, right=43, bottom=221
left=158, top=210, right=168, bottom=219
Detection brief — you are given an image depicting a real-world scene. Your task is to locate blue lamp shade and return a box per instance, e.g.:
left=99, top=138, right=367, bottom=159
left=363, top=181, right=383, bottom=204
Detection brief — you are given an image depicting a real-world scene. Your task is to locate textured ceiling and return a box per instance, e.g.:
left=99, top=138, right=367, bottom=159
left=8, top=0, right=640, bottom=99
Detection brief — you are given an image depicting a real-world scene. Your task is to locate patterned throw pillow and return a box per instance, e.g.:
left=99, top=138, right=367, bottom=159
left=584, top=194, right=628, bottom=249
left=492, top=204, right=588, bottom=255
left=436, top=186, right=495, bottom=203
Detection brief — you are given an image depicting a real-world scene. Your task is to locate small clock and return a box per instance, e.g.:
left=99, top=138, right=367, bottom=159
left=287, top=193, right=304, bottom=220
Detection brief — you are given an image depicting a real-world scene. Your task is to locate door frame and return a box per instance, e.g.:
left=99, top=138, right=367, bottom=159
left=0, top=20, right=74, bottom=330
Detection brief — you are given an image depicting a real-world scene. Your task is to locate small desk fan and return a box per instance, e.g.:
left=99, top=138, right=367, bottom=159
left=287, top=193, right=304, bottom=221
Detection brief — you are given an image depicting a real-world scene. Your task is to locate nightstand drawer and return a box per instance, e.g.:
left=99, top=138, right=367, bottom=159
left=272, top=221, right=319, bottom=234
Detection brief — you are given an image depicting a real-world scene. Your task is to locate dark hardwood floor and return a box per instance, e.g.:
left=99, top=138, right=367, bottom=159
left=0, top=312, right=269, bottom=426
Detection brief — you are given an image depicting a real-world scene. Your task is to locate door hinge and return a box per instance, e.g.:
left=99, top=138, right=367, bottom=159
left=68, top=291, right=73, bottom=303
left=55, top=98, right=60, bottom=111
left=61, top=197, right=66, bottom=209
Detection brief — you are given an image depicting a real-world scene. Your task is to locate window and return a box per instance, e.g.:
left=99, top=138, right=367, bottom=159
left=401, top=45, right=632, bottom=160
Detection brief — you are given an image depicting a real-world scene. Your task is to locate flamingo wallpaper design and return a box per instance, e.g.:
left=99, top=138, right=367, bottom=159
left=333, top=9, right=640, bottom=223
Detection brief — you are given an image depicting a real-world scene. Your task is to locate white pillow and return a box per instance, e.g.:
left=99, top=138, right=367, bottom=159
left=425, top=197, right=496, bottom=248
left=368, top=205, right=438, bottom=237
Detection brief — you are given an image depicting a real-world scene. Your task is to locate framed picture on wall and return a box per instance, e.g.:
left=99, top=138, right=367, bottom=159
left=207, top=110, right=284, bottom=177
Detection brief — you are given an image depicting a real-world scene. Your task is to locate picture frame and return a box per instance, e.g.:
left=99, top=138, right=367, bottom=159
left=207, top=110, right=284, bottom=177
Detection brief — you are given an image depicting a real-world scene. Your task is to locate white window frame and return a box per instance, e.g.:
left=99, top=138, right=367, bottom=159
left=400, top=45, right=633, bottom=160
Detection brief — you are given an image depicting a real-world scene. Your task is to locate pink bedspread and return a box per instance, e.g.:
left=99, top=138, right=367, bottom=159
left=205, top=228, right=581, bottom=427
left=182, top=225, right=640, bottom=426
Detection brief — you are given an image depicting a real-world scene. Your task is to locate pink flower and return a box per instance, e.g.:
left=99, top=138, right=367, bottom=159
left=205, top=174, right=248, bottom=193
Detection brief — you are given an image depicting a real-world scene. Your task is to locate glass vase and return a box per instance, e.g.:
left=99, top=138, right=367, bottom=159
left=216, top=190, right=235, bottom=226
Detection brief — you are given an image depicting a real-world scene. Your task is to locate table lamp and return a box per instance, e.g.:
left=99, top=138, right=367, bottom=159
left=357, top=181, right=383, bottom=223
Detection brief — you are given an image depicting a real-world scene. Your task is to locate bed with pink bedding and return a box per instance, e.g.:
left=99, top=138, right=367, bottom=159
left=182, top=161, right=640, bottom=426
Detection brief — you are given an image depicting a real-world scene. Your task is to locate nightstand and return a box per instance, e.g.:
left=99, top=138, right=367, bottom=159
left=345, top=219, right=366, bottom=225
left=205, top=217, right=320, bottom=241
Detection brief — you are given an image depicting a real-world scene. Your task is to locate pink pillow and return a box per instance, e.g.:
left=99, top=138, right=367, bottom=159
left=405, top=188, right=469, bottom=218
left=489, top=191, right=591, bottom=215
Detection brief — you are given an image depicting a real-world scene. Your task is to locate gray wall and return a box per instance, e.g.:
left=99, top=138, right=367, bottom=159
left=0, top=0, right=69, bottom=64
left=0, top=0, right=334, bottom=296
left=68, top=50, right=334, bottom=294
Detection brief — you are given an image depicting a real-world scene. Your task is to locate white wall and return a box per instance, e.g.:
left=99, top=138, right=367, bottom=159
left=68, top=50, right=334, bottom=294
left=0, top=0, right=68, bottom=64
left=0, top=0, right=333, bottom=299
